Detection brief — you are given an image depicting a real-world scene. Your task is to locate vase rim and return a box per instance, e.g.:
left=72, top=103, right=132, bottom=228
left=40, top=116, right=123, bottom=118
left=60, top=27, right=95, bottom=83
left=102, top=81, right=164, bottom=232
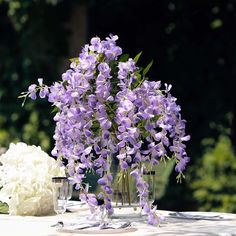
left=52, top=176, right=68, bottom=182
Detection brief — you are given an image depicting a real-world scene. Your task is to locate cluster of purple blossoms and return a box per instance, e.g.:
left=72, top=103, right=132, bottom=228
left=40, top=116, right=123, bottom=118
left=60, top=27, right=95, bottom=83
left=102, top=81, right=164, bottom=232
left=24, top=34, right=190, bottom=226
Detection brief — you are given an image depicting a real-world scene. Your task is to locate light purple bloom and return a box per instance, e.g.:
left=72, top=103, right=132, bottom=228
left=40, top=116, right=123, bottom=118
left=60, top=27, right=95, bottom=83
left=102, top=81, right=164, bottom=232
left=121, top=161, right=129, bottom=170
left=175, top=156, right=190, bottom=172
left=28, top=84, right=37, bottom=100
left=97, top=177, right=107, bottom=186
left=39, top=86, right=49, bottom=98
left=180, top=135, right=191, bottom=142
left=24, top=34, right=190, bottom=226
left=147, top=211, right=159, bottom=225
left=89, top=37, right=102, bottom=52
left=98, top=63, right=111, bottom=77
left=118, top=59, right=137, bottom=80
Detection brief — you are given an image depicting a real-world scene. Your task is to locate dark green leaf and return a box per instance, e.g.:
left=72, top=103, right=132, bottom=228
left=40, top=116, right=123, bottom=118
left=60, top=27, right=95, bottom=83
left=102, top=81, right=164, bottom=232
left=134, top=51, right=142, bottom=63
left=51, top=106, right=59, bottom=114
left=143, top=60, right=153, bottom=78
left=136, top=67, right=143, bottom=73
left=119, top=54, right=129, bottom=62
left=135, top=72, right=142, bottom=82
left=132, top=72, right=142, bottom=89
left=91, top=120, right=100, bottom=135
left=150, top=115, right=161, bottom=123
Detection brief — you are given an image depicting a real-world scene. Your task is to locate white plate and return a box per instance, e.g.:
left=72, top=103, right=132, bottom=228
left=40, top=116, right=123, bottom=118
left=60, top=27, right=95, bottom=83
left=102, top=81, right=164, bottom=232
left=57, top=227, right=137, bottom=234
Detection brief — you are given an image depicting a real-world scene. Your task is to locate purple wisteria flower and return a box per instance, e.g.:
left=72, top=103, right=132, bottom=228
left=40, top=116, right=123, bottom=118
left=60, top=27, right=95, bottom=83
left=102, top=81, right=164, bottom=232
left=22, top=34, right=190, bottom=226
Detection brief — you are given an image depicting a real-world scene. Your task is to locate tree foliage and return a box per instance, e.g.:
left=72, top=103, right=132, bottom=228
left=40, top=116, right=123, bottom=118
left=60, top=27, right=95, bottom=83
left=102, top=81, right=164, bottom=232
left=192, top=135, right=236, bottom=213
left=0, top=0, right=69, bottom=150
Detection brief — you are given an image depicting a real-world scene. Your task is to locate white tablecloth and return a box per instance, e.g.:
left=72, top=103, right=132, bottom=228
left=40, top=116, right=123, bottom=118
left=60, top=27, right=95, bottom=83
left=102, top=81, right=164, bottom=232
left=1, top=204, right=236, bottom=236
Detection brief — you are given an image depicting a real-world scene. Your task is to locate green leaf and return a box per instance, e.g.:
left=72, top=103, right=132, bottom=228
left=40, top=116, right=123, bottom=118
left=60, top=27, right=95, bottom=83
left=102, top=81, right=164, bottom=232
left=135, top=72, right=142, bottom=82
left=133, top=63, right=152, bottom=88
left=91, top=120, right=100, bottom=135
left=69, top=57, right=79, bottom=64
left=134, top=51, right=142, bottom=63
left=131, top=71, right=142, bottom=89
left=143, top=60, right=153, bottom=78
left=51, top=106, right=59, bottom=114
left=136, top=67, right=143, bottom=73
left=119, top=54, right=129, bottom=62
left=0, top=202, right=8, bottom=214
left=150, top=115, right=161, bottom=123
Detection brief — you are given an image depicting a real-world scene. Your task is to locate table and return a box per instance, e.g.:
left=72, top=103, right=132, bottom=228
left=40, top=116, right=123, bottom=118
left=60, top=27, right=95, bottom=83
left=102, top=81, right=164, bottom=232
left=1, top=205, right=236, bottom=236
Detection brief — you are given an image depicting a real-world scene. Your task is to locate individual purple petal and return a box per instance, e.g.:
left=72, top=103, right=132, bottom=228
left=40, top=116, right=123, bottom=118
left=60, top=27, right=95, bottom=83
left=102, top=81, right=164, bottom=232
left=28, top=84, right=37, bottom=93
left=104, top=186, right=113, bottom=194
left=79, top=193, right=87, bottom=202
left=84, top=146, right=92, bottom=155
left=180, top=135, right=191, bottom=142
left=175, top=156, right=190, bottom=172
left=120, top=161, right=129, bottom=170
left=29, top=91, right=37, bottom=100
left=121, top=118, right=131, bottom=128
left=130, top=169, right=139, bottom=178
left=28, top=84, right=37, bottom=100
left=117, top=152, right=126, bottom=160
left=117, top=141, right=126, bottom=148
left=97, top=177, right=107, bottom=185
left=88, top=196, right=98, bottom=207
left=133, top=152, right=142, bottom=162
left=143, top=203, right=151, bottom=213
left=37, top=78, right=43, bottom=86
left=147, top=212, right=159, bottom=226
left=96, top=168, right=103, bottom=176
left=118, top=125, right=126, bottom=132
left=106, top=173, right=113, bottom=182
left=100, top=119, right=112, bottom=129
left=39, top=87, right=49, bottom=98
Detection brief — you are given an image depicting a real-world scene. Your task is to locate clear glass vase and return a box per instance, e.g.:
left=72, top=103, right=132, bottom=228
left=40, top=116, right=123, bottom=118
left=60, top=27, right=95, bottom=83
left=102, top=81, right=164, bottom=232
left=143, top=170, right=156, bottom=205
left=112, top=168, right=156, bottom=218
left=112, top=169, right=141, bottom=218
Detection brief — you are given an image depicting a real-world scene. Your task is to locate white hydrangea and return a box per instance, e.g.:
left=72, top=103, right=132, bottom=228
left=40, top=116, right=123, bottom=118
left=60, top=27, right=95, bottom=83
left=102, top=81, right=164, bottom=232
left=0, top=142, right=65, bottom=216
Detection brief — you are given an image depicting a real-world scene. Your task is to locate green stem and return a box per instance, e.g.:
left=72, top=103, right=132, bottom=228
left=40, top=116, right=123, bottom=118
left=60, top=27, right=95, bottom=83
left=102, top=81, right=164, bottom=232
left=126, top=170, right=131, bottom=205
left=122, top=171, right=125, bottom=205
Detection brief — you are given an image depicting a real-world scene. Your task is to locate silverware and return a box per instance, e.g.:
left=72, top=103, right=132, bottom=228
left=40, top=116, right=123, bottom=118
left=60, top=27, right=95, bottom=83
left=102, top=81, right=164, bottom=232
left=118, top=222, right=131, bottom=229
left=169, top=212, right=223, bottom=220
left=56, top=221, right=131, bottom=230
left=99, top=221, right=131, bottom=229
left=51, top=221, right=64, bottom=227
left=74, top=222, right=100, bottom=230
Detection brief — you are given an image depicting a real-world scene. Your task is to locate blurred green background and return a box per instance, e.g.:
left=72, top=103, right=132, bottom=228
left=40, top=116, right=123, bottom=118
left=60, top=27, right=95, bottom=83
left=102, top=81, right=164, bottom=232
left=0, top=0, right=236, bottom=212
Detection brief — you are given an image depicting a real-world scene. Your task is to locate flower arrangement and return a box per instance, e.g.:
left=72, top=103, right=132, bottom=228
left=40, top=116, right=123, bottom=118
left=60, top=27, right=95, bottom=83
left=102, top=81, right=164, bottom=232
left=20, top=34, right=190, bottom=225
left=0, top=142, right=65, bottom=216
